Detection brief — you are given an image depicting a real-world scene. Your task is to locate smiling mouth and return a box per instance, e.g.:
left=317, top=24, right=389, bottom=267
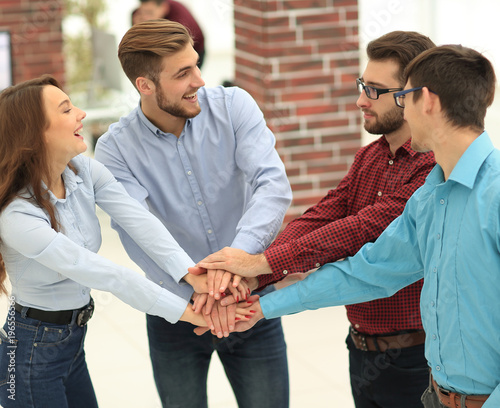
left=183, top=92, right=197, bottom=101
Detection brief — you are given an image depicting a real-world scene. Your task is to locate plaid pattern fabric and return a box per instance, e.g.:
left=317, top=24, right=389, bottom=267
left=259, top=136, right=435, bottom=334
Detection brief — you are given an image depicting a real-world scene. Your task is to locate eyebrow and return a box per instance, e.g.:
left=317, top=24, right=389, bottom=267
left=172, top=58, right=201, bottom=77
left=58, top=99, right=71, bottom=108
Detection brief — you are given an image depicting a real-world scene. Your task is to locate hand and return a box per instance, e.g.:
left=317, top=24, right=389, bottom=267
left=196, top=247, right=272, bottom=278
left=182, top=271, right=208, bottom=294
left=188, top=267, right=250, bottom=303
left=193, top=295, right=263, bottom=336
left=219, top=277, right=258, bottom=307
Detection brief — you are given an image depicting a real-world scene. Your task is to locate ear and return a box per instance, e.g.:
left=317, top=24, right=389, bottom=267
left=136, top=77, right=155, bottom=95
left=421, top=86, right=441, bottom=115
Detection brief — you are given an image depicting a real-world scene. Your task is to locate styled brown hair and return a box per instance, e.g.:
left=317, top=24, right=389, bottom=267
left=118, top=19, right=193, bottom=87
left=0, top=75, right=65, bottom=294
left=405, top=45, right=496, bottom=131
left=367, top=31, right=436, bottom=85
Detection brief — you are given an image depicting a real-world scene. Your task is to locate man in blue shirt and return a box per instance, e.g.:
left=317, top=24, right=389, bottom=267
left=94, top=20, right=292, bottom=408
left=233, top=45, right=499, bottom=408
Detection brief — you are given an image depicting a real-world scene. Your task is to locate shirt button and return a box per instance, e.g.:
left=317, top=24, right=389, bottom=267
left=433, top=267, right=437, bottom=273
left=440, top=199, right=445, bottom=205
left=178, top=141, right=182, bottom=145
left=436, top=366, right=441, bottom=371
left=187, top=171, right=192, bottom=175
left=432, top=334, right=437, bottom=340
left=437, top=233, right=441, bottom=240
left=159, top=281, right=163, bottom=285
left=207, top=229, right=213, bottom=234
left=431, top=301, right=435, bottom=307
left=283, top=270, right=288, bottom=275
left=355, top=324, right=360, bottom=329
left=388, top=160, right=394, bottom=165
left=315, top=263, right=321, bottom=268
left=197, top=201, right=203, bottom=206
left=377, top=191, right=382, bottom=197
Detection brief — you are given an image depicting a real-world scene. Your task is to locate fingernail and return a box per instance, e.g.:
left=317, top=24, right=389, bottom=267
left=236, top=296, right=239, bottom=303
left=209, top=291, right=214, bottom=296
left=245, top=315, right=251, bottom=319
left=224, top=331, right=229, bottom=337
left=247, top=301, right=253, bottom=305
left=221, top=292, right=226, bottom=297
left=210, top=325, right=215, bottom=330
left=247, top=288, right=250, bottom=294
left=250, top=310, right=256, bottom=313
left=218, top=332, right=222, bottom=338
left=220, top=287, right=225, bottom=292
left=235, top=317, right=241, bottom=321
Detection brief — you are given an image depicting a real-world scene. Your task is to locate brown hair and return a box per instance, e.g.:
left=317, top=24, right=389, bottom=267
left=405, top=45, right=496, bottom=131
left=0, top=75, right=64, bottom=295
left=367, top=31, right=436, bottom=85
left=118, top=19, right=193, bottom=87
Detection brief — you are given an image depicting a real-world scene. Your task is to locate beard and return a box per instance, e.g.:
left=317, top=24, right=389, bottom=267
left=364, top=106, right=404, bottom=135
left=155, top=86, right=201, bottom=119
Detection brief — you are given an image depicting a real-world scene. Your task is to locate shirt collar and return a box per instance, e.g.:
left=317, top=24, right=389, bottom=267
left=447, top=131, right=493, bottom=189
left=136, top=101, right=193, bottom=138
left=380, top=135, right=418, bottom=158
left=427, top=131, right=493, bottom=189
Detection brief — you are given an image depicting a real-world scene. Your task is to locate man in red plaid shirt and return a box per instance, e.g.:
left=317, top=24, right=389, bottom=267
left=195, top=31, right=436, bottom=408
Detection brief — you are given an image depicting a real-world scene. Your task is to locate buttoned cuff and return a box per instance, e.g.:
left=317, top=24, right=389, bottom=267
left=147, top=290, right=189, bottom=324
left=163, top=251, right=196, bottom=284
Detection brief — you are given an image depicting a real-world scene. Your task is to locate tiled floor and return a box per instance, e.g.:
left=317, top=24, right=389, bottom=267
left=0, top=207, right=355, bottom=407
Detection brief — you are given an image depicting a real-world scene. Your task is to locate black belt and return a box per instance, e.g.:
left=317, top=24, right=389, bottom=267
left=14, top=298, right=94, bottom=327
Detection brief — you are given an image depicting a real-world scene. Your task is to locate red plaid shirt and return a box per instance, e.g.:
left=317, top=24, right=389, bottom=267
left=259, top=136, right=435, bottom=334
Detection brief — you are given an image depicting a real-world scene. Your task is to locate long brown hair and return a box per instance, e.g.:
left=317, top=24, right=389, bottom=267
left=0, top=75, right=63, bottom=295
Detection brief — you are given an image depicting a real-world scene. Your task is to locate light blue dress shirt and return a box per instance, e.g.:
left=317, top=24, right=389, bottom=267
left=260, top=131, right=500, bottom=406
left=95, top=86, right=292, bottom=301
left=0, top=155, right=195, bottom=323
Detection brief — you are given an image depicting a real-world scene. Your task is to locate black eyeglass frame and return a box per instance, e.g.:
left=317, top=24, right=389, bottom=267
left=356, top=78, right=402, bottom=100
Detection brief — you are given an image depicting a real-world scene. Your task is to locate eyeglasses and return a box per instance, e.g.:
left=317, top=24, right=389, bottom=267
left=356, top=78, right=402, bottom=100
left=393, top=87, right=435, bottom=108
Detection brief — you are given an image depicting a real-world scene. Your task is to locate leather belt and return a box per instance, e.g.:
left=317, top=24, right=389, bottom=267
left=350, top=326, right=425, bottom=352
left=14, top=298, right=94, bottom=327
left=431, top=375, right=488, bottom=408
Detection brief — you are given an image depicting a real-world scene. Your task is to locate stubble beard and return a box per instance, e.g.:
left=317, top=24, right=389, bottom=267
left=155, top=86, right=201, bottom=119
left=364, top=106, right=405, bottom=135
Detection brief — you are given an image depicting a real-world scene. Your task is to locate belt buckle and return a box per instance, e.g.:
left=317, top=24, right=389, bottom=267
left=76, top=298, right=94, bottom=327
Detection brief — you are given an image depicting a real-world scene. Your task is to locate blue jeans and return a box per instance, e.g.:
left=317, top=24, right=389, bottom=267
left=0, top=307, right=98, bottom=408
left=147, top=311, right=289, bottom=408
left=346, top=333, right=428, bottom=408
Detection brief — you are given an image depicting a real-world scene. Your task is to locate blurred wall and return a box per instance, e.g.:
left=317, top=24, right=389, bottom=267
left=0, top=0, right=65, bottom=85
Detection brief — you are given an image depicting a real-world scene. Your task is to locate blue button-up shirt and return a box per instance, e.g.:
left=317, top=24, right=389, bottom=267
left=0, top=155, right=195, bottom=322
left=261, top=131, right=500, bottom=406
left=95, top=86, right=292, bottom=301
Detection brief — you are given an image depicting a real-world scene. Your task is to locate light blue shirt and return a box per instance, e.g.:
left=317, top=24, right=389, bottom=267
left=0, top=155, right=195, bottom=323
left=95, top=86, right=292, bottom=301
left=261, top=131, right=500, bottom=406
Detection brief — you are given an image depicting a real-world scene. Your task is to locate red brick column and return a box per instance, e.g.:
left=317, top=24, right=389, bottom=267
left=0, top=0, right=65, bottom=85
left=233, top=0, right=360, bottom=223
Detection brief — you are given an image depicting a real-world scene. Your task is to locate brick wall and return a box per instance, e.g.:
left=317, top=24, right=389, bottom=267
left=233, top=0, right=360, bottom=223
left=0, top=0, right=65, bottom=85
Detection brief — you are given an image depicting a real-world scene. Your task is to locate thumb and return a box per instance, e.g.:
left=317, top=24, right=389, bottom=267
left=188, top=266, right=206, bottom=276
left=193, top=326, right=211, bottom=336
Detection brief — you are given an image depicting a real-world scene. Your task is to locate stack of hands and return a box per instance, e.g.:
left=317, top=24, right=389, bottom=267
left=183, top=248, right=267, bottom=338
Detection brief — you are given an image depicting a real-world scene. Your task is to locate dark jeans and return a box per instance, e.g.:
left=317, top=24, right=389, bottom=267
left=421, top=382, right=447, bottom=408
left=346, top=333, right=428, bottom=408
left=147, top=314, right=289, bottom=408
left=0, top=308, right=98, bottom=408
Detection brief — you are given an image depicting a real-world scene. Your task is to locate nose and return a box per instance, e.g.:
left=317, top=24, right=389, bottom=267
left=356, top=90, right=371, bottom=109
left=193, top=66, right=205, bottom=88
left=77, top=107, right=86, bottom=121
